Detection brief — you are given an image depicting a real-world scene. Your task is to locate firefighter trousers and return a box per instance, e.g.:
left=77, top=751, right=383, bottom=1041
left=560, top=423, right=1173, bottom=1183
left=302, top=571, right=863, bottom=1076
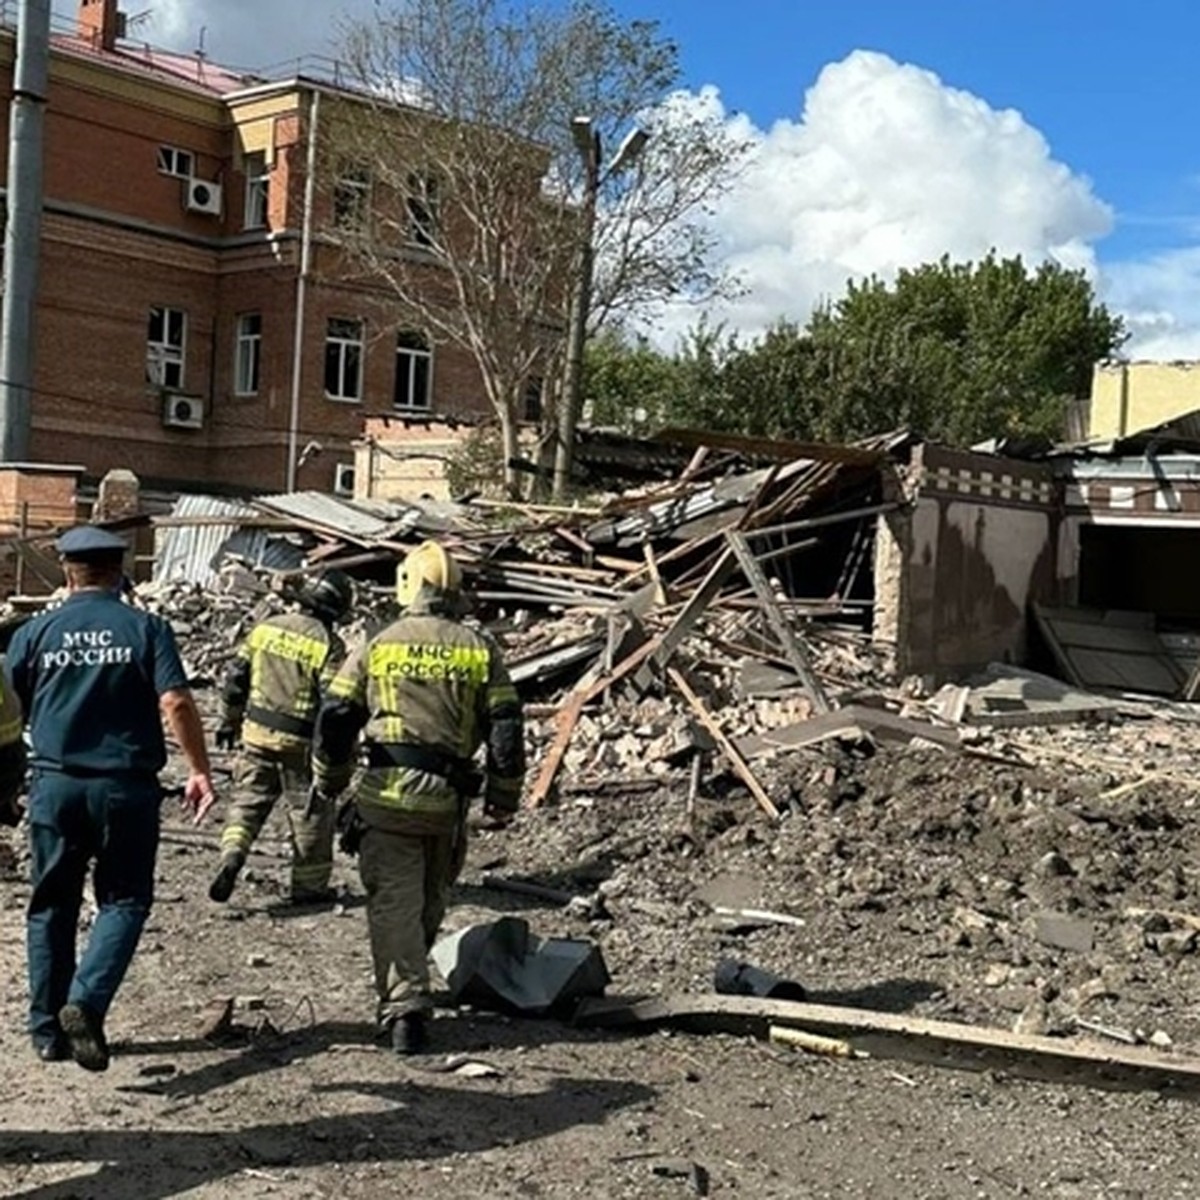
left=358, top=824, right=467, bottom=1022
left=219, top=745, right=333, bottom=899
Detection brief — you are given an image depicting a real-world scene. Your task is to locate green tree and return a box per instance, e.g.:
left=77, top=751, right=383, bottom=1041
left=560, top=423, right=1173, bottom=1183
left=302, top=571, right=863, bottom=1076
left=601, top=253, right=1125, bottom=447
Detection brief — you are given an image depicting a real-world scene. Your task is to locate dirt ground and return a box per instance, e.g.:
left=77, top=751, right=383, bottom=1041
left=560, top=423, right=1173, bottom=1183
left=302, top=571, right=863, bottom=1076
left=4, top=708, right=1200, bottom=1198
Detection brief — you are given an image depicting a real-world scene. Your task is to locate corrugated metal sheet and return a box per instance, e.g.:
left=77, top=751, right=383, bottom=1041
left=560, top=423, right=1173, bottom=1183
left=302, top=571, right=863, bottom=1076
left=253, top=491, right=413, bottom=542
left=153, top=495, right=258, bottom=585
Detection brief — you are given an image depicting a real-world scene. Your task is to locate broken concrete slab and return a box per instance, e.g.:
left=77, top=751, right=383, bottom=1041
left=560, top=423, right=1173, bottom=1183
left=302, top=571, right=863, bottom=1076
left=737, top=703, right=962, bottom=760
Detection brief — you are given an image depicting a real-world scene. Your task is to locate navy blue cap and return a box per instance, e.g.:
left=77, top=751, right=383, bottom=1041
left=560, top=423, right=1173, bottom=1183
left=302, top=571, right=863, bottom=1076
left=55, top=525, right=128, bottom=559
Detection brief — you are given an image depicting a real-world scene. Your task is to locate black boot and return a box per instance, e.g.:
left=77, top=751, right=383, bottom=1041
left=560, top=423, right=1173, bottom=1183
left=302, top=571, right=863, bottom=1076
left=389, top=1013, right=427, bottom=1056
left=58, top=1003, right=109, bottom=1072
left=208, top=854, right=244, bottom=903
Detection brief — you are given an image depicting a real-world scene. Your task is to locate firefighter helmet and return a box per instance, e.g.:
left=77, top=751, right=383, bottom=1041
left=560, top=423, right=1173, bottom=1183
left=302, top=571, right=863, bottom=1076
left=295, top=570, right=353, bottom=622
left=396, top=540, right=463, bottom=606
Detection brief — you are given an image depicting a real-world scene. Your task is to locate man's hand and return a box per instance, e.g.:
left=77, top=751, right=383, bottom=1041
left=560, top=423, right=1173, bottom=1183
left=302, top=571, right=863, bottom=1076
left=215, top=723, right=240, bottom=752
left=181, top=772, right=217, bottom=825
left=0, top=794, right=23, bottom=828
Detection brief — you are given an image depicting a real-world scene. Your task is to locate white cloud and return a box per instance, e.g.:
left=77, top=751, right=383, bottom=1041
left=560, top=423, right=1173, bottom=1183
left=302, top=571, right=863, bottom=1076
left=1101, top=250, right=1200, bottom=359
left=649, top=51, right=1115, bottom=347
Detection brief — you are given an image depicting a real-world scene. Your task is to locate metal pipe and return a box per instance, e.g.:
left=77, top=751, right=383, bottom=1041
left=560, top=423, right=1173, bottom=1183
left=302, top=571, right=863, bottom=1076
left=286, top=87, right=320, bottom=491
left=0, top=0, right=51, bottom=461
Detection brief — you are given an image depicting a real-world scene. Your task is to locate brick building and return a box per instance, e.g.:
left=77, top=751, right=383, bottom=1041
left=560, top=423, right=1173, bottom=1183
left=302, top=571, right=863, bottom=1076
left=0, top=0, right=504, bottom=497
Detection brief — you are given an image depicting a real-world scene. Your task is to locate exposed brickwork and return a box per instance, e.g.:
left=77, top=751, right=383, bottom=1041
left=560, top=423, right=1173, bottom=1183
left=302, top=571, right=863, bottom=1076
left=0, top=16, right=496, bottom=498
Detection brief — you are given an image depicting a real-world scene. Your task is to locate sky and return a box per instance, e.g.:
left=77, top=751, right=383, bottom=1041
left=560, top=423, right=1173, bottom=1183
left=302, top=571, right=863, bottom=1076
left=47, top=0, right=1200, bottom=357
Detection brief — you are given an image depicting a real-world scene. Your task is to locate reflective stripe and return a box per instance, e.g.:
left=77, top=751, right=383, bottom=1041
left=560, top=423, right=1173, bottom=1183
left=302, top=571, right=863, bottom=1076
left=248, top=625, right=329, bottom=672
left=328, top=673, right=360, bottom=700
left=0, top=716, right=21, bottom=745
left=367, top=642, right=489, bottom=685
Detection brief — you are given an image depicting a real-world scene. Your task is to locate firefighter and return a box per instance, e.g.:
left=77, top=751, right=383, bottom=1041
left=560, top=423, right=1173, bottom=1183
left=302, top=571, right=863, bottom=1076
left=0, top=660, right=27, bottom=827
left=312, top=540, right=524, bottom=1054
left=209, top=569, right=353, bottom=905
left=6, top=525, right=215, bottom=1070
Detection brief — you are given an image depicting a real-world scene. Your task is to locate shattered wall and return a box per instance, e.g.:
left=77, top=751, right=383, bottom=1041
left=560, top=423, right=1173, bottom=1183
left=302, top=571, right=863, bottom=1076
left=875, top=445, right=1061, bottom=678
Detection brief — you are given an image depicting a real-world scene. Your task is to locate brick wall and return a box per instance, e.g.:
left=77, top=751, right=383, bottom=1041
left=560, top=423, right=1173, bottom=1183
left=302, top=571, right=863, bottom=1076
left=0, top=36, right=511, bottom=498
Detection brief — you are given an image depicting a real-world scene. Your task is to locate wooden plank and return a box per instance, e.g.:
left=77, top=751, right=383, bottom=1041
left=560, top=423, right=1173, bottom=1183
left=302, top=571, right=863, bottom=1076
left=726, top=530, right=831, bottom=714
left=667, top=667, right=780, bottom=821
left=525, top=636, right=661, bottom=809
left=576, top=993, right=1200, bottom=1090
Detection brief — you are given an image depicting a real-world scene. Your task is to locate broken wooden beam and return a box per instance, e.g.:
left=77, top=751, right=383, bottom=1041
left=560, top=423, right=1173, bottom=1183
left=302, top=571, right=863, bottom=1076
left=667, top=667, right=780, bottom=821
left=576, top=993, right=1200, bottom=1091
left=725, top=529, right=831, bottom=714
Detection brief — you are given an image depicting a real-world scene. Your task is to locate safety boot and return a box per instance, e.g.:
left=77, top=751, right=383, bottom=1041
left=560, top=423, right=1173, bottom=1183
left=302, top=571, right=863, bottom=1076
left=389, top=1013, right=427, bottom=1056
left=58, top=1002, right=109, bottom=1072
left=208, top=853, right=245, bottom=903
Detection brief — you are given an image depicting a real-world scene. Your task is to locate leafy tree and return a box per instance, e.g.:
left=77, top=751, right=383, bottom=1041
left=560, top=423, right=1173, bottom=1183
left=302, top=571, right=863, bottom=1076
left=331, top=0, right=747, bottom=495
left=597, top=254, right=1126, bottom=448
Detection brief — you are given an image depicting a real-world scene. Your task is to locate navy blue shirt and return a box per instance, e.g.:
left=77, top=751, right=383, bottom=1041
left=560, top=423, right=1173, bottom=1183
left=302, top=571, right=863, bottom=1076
left=7, top=589, right=189, bottom=775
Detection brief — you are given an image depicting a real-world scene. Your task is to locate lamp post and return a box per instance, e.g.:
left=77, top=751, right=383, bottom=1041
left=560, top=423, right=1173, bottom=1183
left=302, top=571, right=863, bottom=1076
left=553, top=117, right=649, bottom=500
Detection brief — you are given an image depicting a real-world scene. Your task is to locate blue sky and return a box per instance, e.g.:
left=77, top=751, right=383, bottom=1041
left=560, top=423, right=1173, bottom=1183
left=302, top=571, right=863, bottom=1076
left=612, top=0, right=1195, bottom=264
left=47, top=0, right=1200, bottom=354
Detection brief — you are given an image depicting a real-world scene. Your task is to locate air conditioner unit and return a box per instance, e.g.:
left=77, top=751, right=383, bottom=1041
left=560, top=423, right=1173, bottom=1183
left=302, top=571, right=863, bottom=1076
left=184, top=178, right=223, bottom=216
left=333, top=462, right=356, bottom=497
left=162, top=393, right=204, bottom=430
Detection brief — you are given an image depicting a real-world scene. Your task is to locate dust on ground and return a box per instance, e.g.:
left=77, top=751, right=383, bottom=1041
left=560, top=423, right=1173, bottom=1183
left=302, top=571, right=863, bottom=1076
left=3, top=710, right=1200, bottom=1198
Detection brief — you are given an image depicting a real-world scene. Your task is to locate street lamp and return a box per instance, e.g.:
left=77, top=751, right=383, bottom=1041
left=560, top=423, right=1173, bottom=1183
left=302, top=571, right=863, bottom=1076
left=553, top=115, right=649, bottom=500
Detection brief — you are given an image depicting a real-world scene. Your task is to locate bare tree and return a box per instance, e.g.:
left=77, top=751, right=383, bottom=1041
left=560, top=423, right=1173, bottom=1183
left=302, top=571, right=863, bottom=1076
left=332, top=0, right=747, bottom=496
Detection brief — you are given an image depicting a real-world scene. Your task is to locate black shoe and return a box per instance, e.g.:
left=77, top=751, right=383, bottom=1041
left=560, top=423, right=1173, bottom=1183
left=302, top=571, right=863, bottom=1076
left=288, top=887, right=337, bottom=908
left=33, top=1034, right=69, bottom=1062
left=208, top=855, right=244, bottom=903
left=389, top=1013, right=427, bottom=1056
left=58, top=1003, right=110, bottom=1072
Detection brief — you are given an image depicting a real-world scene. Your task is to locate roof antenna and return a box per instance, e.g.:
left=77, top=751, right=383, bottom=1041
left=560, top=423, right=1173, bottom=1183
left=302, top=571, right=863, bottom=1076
left=195, top=25, right=207, bottom=81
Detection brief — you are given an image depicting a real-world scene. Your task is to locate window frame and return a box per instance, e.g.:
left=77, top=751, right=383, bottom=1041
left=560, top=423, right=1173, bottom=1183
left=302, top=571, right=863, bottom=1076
left=146, top=305, right=187, bottom=390
left=393, top=331, right=432, bottom=412
left=332, top=164, right=372, bottom=232
left=324, top=317, right=364, bottom=403
left=333, top=462, right=356, bottom=496
left=405, top=172, right=439, bottom=249
left=233, top=312, right=262, bottom=397
left=243, top=151, right=270, bottom=230
left=157, top=146, right=194, bottom=179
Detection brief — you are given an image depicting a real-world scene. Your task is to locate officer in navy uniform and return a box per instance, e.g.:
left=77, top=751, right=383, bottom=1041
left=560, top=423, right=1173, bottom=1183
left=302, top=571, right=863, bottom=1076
left=6, top=525, right=216, bottom=1071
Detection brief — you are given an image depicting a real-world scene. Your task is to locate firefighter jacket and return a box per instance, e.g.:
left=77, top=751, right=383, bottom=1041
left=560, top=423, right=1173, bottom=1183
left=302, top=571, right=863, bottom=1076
left=0, top=661, right=25, bottom=812
left=312, top=605, right=524, bottom=827
left=222, top=612, right=344, bottom=754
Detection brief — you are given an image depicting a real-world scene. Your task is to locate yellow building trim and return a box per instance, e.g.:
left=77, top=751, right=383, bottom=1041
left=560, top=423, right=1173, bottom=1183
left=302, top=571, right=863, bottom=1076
left=1090, top=361, right=1200, bottom=440
left=229, top=92, right=304, bottom=167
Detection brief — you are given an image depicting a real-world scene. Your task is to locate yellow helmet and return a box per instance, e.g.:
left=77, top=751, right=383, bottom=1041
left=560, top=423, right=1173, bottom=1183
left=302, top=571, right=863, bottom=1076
left=396, top=540, right=463, bottom=606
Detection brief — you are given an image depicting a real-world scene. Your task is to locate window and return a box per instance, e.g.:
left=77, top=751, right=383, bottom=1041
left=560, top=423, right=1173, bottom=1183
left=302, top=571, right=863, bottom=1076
left=325, top=318, right=363, bottom=401
left=234, top=313, right=262, bottom=395
left=146, top=306, right=186, bottom=389
left=244, top=151, right=270, bottom=229
left=394, top=331, right=431, bottom=410
left=522, top=375, right=544, bottom=423
left=406, top=173, right=438, bottom=248
left=157, top=146, right=194, bottom=179
left=333, top=164, right=371, bottom=231
left=333, top=462, right=356, bottom=497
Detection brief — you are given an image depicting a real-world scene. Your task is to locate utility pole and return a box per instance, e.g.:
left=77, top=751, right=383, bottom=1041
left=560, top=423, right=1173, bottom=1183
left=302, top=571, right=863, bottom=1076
left=553, top=118, right=649, bottom=501
left=0, top=0, right=51, bottom=462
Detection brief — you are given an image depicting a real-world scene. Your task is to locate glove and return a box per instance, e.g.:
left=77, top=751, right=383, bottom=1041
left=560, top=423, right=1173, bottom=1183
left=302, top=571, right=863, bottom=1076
left=215, top=723, right=240, bottom=752
left=335, top=798, right=366, bottom=857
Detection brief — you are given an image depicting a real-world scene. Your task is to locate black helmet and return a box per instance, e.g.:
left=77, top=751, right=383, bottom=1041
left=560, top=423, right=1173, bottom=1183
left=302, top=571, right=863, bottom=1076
left=295, top=570, right=353, bottom=622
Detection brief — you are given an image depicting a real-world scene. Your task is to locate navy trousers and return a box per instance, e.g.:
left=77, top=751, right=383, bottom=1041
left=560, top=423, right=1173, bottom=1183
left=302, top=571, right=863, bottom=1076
left=26, top=771, right=161, bottom=1045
